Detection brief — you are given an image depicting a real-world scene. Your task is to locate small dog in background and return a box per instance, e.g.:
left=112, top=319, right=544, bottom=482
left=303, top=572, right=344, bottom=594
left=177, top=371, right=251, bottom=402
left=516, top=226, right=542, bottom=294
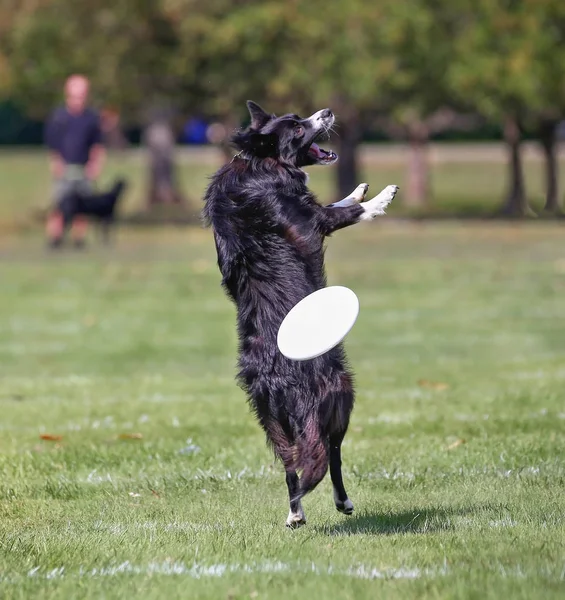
left=203, top=100, right=398, bottom=527
left=53, top=178, right=127, bottom=247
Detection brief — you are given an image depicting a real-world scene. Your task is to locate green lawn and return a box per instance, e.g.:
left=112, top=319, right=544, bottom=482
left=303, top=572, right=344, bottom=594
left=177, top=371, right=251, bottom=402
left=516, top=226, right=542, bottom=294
left=0, top=221, right=564, bottom=599
left=1, top=144, right=563, bottom=229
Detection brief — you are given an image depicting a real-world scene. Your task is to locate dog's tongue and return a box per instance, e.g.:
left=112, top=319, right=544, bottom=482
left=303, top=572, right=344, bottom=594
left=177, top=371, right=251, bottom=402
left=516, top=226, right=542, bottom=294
left=309, top=143, right=327, bottom=159
left=308, top=143, right=337, bottom=162
left=308, top=144, right=335, bottom=160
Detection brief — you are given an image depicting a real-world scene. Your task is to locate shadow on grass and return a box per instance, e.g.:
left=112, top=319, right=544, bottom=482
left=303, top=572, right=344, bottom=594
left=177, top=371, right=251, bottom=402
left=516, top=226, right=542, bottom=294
left=316, top=505, right=491, bottom=536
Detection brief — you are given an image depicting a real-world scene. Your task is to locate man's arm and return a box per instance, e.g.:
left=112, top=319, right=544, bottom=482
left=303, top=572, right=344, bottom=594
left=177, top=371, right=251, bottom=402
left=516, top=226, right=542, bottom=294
left=48, top=152, right=65, bottom=178
left=45, top=110, right=65, bottom=178
left=85, top=113, right=106, bottom=180
left=85, top=144, right=105, bottom=180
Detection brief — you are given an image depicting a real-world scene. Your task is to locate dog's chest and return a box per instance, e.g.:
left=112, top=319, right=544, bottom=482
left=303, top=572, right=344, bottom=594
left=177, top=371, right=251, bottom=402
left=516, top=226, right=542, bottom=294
left=281, top=204, right=322, bottom=257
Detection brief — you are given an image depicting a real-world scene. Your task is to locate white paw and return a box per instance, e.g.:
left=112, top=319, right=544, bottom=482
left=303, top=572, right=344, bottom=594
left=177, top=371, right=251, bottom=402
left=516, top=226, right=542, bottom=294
left=286, top=506, right=307, bottom=528
left=335, top=498, right=354, bottom=515
left=330, top=183, right=369, bottom=208
left=351, top=183, right=369, bottom=203
left=360, top=185, right=399, bottom=220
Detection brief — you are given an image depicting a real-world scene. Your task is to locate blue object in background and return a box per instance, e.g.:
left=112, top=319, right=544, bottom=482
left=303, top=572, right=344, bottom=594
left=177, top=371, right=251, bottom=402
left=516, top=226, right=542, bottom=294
left=181, top=118, right=209, bottom=144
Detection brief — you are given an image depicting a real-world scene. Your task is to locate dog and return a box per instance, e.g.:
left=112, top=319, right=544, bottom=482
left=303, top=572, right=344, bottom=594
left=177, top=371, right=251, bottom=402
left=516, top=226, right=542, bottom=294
left=203, top=101, right=398, bottom=527
left=57, top=178, right=127, bottom=246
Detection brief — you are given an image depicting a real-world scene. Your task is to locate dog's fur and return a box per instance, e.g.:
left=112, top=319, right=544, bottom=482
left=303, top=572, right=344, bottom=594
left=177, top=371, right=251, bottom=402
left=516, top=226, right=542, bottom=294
left=58, top=179, right=127, bottom=243
left=203, top=101, right=398, bottom=527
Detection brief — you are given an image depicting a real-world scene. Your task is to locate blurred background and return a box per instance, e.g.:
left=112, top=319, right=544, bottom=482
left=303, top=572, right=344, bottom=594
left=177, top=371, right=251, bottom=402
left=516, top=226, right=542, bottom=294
left=1, top=0, right=565, bottom=231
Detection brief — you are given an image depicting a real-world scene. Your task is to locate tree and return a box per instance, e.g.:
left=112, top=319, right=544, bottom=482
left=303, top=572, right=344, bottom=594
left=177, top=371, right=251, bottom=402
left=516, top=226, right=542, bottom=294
left=6, top=0, right=564, bottom=217
left=526, top=0, right=565, bottom=214
left=5, top=0, right=187, bottom=207
left=266, top=0, right=468, bottom=206
left=266, top=0, right=395, bottom=199
left=167, top=0, right=296, bottom=160
left=448, top=0, right=546, bottom=216
left=0, top=0, right=48, bottom=99
left=5, top=0, right=305, bottom=204
left=370, top=1, right=478, bottom=209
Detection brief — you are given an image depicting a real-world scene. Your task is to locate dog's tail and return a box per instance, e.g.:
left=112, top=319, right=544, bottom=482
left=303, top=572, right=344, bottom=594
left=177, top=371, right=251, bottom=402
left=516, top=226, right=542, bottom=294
left=291, top=418, right=329, bottom=503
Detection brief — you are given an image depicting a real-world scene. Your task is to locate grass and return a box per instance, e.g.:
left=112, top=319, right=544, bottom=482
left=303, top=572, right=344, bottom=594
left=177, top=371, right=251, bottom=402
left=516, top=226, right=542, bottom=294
left=1, top=143, right=564, bottom=228
left=0, top=218, right=564, bottom=599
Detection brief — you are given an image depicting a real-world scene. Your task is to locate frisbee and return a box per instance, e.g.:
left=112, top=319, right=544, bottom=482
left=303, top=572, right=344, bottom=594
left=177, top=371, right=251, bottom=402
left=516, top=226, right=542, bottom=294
left=277, top=286, right=360, bottom=361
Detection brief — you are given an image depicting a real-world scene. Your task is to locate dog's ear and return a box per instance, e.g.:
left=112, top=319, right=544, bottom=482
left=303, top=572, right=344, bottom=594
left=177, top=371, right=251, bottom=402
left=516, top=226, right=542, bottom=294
left=232, top=131, right=278, bottom=157
left=246, top=100, right=272, bottom=130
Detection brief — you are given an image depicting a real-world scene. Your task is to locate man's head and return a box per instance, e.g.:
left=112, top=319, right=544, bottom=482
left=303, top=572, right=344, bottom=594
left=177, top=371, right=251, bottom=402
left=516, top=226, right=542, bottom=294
left=64, top=75, right=90, bottom=114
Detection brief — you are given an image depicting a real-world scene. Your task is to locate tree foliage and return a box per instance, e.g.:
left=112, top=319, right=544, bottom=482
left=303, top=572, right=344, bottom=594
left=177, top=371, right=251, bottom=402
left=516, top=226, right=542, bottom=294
left=448, top=0, right=565, bottom=214
left=2, top=0, right=565, bottom=213
left=5, top=0, right=181, bottom=121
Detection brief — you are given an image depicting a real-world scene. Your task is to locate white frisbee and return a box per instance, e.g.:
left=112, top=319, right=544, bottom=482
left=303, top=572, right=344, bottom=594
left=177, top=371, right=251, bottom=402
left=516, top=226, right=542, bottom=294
left=277, top=286, right=360, bottom=361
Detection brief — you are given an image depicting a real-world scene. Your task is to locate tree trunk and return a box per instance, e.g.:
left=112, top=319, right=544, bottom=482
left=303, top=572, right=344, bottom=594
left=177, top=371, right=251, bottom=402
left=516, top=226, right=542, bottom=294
left=538, top=120, right=560, bottom=214
left=336, top=113, right=361, bottom=200
left=143, top=119, right=185, bottom=207
left=405, top=122, right=431, bottom=208
left=500, top=116, right=530, bottom=216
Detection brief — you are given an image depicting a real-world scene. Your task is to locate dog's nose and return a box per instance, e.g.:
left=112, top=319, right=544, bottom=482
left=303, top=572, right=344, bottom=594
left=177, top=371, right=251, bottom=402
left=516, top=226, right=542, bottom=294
left=321, top=109, right=333, bottom=119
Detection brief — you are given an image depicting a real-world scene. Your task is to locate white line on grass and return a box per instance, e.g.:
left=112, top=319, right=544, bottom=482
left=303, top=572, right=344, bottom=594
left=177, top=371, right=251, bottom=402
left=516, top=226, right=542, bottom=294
left=75, top=461, right=563, bottom=488
left=3, top=560, right=563, bottom=585
left=0, top=560, right=447, bottom=584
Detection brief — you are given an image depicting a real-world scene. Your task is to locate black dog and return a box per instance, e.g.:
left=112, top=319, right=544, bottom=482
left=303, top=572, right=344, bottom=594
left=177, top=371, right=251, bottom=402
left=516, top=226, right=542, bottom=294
left=57, top=179, right=127, bottom=245
left=203, top=101, right=398, bottom=527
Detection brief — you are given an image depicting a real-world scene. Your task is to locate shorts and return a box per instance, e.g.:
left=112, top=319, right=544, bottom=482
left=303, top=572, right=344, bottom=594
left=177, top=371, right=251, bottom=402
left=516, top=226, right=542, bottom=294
left=52, top=165, right=96, bottom=208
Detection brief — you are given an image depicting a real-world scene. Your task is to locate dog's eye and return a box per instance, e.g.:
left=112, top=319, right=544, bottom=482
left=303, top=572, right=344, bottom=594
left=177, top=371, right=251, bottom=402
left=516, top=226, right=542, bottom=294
left=294, top=126, right=304, bottom=137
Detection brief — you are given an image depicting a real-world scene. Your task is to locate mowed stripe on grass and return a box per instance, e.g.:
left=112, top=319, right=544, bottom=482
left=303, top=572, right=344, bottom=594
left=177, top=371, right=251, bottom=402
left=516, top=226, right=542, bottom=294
left=0, top=223, right=564, bottom=599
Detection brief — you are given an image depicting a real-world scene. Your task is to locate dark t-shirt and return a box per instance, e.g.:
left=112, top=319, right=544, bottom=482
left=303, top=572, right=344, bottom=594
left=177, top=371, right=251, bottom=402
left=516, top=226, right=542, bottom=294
left=44, top=107, right=102, bottom=165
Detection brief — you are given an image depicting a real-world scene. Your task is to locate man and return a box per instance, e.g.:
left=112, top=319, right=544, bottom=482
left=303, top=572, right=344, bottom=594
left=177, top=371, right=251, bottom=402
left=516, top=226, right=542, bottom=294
left=44, top=75, right=105, bottom=248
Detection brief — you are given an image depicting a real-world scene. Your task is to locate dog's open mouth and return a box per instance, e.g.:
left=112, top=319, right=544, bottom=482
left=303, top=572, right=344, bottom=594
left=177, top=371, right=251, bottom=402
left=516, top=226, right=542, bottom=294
left=308, top=142, right=338, bottom=164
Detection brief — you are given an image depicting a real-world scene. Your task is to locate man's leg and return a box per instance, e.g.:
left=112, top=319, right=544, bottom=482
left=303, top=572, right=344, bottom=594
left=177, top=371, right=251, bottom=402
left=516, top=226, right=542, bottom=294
left=46, top=211, right=64, bottom=247
left=46, top=179, right=69, bottom=248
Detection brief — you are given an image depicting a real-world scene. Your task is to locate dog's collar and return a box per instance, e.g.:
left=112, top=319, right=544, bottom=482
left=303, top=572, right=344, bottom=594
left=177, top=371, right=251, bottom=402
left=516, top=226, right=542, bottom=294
left=231, top=151, right=247, bottom=163
left=231, top=152, right=309, bottom=183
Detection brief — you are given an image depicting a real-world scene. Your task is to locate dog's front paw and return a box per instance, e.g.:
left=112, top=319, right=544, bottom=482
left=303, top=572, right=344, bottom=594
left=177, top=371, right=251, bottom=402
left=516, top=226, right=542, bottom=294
left=330, top=183, right=370, bottom=209
left=352, top=183, right=369, bottom=202
left=360, top=185, right=398, bottom=221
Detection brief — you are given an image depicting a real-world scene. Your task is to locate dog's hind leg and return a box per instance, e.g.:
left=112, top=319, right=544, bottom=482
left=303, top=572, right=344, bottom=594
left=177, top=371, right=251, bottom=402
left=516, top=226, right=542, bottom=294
left=285, top=469, right=306, bottom=529
left=329, top=430, right=354, bottom=515
left=328, top=386, right=355, bottom=515
left=262, top=417, right=306, bottom=528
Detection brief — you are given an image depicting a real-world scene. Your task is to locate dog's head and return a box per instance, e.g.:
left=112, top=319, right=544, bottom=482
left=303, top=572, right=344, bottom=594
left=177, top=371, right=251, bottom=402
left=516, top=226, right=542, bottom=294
left=111, top=178, right=128, bottom=196
left=232, top=101, right=338, bottom=167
